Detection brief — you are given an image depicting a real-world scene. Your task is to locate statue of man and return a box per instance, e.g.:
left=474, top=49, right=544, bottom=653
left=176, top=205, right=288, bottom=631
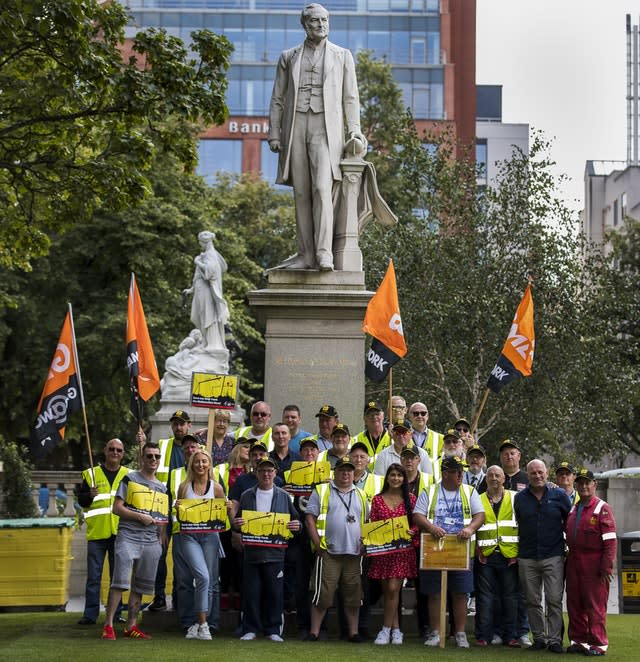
left=269, top=3, right=367, bottom=272
left=183, top=231, right=229, bottom=350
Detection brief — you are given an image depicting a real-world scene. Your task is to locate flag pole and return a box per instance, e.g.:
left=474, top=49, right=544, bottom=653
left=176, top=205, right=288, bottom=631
left=470, top=388, right=490, bottom=435
left=388, top=367, right=393, bottom=421
left=68, top=303, right=94, bottom=475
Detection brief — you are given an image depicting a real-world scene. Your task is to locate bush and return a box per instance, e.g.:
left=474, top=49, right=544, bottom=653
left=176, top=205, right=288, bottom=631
left=0, top=438, right=38, bottom=518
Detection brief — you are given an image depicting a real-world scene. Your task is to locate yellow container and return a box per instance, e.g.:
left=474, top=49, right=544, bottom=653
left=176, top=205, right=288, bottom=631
left=0, top=517, right=75, bottom=608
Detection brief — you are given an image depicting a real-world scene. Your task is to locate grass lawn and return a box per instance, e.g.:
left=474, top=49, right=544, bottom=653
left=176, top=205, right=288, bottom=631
left=0, top=612, right=637, bottom=661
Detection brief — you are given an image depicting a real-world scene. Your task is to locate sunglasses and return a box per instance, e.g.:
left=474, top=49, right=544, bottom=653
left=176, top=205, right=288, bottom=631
left=455, top=427, right=470, bottom=433
left=107, top=447, right=124, bottom=453
left=411, top=411, right=428, bottom=416
left=145, top=454, right=161, bottom=460
left=253, top=412, right=270, bottom=418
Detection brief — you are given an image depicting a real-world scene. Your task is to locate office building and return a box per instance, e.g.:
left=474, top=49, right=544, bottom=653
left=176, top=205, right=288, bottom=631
left=124, top=1, right=476, bottom=183
left=583, top=14, right=640, bottom=252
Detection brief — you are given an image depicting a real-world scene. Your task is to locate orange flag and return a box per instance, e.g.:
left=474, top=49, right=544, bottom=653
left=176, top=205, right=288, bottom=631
left=362, top=260, right=407, bottom=382
left=31, top=306, right=84, bottom=458
left=487, top=284, right=535, bottom=393
left=127, top=274, right=160, bottom=420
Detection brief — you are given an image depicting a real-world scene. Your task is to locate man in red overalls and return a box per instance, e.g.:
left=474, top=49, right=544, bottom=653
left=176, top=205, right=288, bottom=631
left=565, top=469, right=617, bottom=656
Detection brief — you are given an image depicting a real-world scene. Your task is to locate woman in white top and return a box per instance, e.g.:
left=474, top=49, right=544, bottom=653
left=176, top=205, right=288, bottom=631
left=176, top=448, right=227, bottom=640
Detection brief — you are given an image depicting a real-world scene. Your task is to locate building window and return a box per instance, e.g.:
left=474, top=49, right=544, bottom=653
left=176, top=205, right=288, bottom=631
left=197, top=139, right=243, bottom=184
left=621, top=191, right=627, bottom=219
left=613, top=199, right=619, bottom=227
left=476, top=139, right=487, bottom=187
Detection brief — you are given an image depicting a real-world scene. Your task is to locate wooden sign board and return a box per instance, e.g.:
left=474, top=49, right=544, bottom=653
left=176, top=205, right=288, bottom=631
left=419, top=533, right=470, bottom=571
left=190, top=372, right=238, bottom=409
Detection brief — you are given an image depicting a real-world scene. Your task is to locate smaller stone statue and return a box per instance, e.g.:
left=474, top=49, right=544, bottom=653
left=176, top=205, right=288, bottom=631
left=183, top=230, right=229, bottom=350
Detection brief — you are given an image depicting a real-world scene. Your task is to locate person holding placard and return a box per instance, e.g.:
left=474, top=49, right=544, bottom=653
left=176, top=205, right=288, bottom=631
left=175, top=448, right=227, bottom=640
left=369, top=464, right=418, bottom=646
left=233, top=458, right=302, bottom=642
left=101, top=442, right=168, bottom=641
left=413, top=455, right=484, bottom=649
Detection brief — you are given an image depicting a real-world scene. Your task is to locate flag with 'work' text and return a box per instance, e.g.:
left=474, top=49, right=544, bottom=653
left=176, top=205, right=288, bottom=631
left=31, top=307, right=83, bottom=458
left=487, top=284, right=535, bottom=393
left=127, top=273, right=160, bottom=422
left=362, top=260, right=407, bottom=382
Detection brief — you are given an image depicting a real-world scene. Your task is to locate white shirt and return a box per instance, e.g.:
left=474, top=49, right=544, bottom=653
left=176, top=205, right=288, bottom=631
left=374, top=444, right=433, bottom=476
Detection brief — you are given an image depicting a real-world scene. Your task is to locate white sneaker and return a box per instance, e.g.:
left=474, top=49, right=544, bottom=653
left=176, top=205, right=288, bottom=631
left=240, top=632, right=257, bottom=641
left=374, top=628, right=390, bottom=645
left=185, top=623, right=200, bottom=639
left=519, top=634, right=532, bottom=647
left=455, top=632, right=470, bottom=648
left=268, top=634, right=284, bottom=642
left=391, top=629, right=403, bottom=645
left=491, top=634, right=503, bottom=645
left=197, top=623, right=212, bottom=640
left=424, top=630, right=440, bottom=646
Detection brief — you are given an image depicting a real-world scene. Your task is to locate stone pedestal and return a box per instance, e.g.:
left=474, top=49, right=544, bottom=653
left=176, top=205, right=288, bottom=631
left=149, top=399, right=245, bottom=441
left=248, top=270, right=373, bottom=432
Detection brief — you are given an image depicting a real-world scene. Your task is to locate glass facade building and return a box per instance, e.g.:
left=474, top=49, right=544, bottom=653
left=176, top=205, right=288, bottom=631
left=124, top=1, right=475, bottom=181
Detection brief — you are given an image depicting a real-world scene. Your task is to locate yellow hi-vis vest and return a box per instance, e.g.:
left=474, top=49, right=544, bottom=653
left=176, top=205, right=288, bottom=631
left=169, top=466, right=187, bottom=534
left=82, top=465, right=129, bottom=541
left=417, top=429, right=444, bottom=466
left=476, top=489, right=519, bottom=558
left=426, top=482, right=476, bottom=554
left=361, top=473, right=384, bottom=503
left=356, top=429, right=391, bottom=459
left=234, top=426, right=273, bottom=451
left=313, top=482, right=367, bottom=551
left=156, top=436, right=176, bottom=483
left=214, top=462, right=229, bottom=495
left=413, top=471, right=434, bottom=497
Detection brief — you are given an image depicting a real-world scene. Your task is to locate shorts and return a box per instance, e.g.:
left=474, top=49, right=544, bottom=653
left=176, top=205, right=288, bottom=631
left=420, top=561, right=474, bottom=595
left=311, top=553, right=362, bottom=610
left=111, top=536, right=162, bottom=595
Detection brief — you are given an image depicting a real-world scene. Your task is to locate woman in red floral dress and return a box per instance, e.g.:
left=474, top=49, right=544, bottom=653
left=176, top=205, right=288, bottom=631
left=369, top=463, right=417, bottom=645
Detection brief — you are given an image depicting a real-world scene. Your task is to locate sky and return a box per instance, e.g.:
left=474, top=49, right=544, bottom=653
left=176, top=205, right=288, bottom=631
left=476, top=1, right=630, bottom=212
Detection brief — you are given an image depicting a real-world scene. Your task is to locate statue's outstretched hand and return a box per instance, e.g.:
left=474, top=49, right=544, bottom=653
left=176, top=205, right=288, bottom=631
left=269, top=139, right=281, bottom=153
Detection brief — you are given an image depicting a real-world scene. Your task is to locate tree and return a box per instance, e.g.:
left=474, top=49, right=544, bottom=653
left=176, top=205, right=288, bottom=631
left=0, top=155, right=295, bottom=465
left=0, top=0, right=232, bottom=276
left=356, top=53, right=630, bottom=463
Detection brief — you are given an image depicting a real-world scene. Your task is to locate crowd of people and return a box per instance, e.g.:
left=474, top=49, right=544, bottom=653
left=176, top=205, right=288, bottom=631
left=78, top=398, right=617, bottom=655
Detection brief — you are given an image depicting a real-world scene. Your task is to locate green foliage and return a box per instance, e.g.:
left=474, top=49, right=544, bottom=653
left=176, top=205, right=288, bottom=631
left=0, top=157, right=294, bottom=464
left=356, top=51, right=635, bottom=464
left=0, top=0, right=232, bottom=275
left=0, top=437, right=38, bottom=518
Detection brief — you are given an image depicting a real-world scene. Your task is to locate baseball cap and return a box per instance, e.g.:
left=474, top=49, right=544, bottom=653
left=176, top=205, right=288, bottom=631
left=364, top=400, right=384, bottom=414
left=441, top=455, right=467, bottom=472
left=170, top=409, right=191, bottom=422
left=467, top=444, right=486, bottom=457
left=250, top=441, right=268, bottom=453
left=499, top=439, right=520, bottom=452
left=257, top=458, right=277, bottom=469
left=392, top=418, right=412, bottom=432
left=349, top=441, right=370, bottom=454
left=400, top=446, right=420, bottom=458
left=334, top=456, right=355, bottom=470
left=443, top=429, right=461, bottom=442
left=555, top=461, right=576, bottom=474
left=315, top=404, right=338, bottom=418
left=575, top=468, right=595, bottom=481
left=299, top=436, right=319, bottom=449
left=331, top=423, right=351, bottom=436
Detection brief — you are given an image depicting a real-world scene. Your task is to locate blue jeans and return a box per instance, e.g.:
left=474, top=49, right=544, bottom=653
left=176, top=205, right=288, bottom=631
left=475, top=552, right=519, bottom=642
left=177, top=532, right=222, bottom=630
left=83, top=536, right=121, bottom=621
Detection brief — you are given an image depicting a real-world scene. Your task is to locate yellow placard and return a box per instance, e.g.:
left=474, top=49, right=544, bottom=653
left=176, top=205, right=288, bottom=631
left=362, top=516, right=412, bottom=556
left=622, top=569, right=640, bottom=597
left=420, top=533, right=470, bottom=570
left=191, top=372, right=238, bottom=409
left=126, top=482, right=169, bottom=522
left=240, top=509, right=292, bottom=547
left=285, top=461, right=331, bottom=495
left=177, top=498, right=229, bottom=533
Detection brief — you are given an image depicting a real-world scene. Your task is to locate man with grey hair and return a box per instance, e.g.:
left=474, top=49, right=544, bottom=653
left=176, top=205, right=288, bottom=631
left=514, top=459, right=571, bottom=653
left=269, top=3, right=366, bottom=271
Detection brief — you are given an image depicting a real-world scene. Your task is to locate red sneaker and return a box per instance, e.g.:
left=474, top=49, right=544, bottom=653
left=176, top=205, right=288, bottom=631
left=101, top=625, right=116, bottom=640
left=475, top=639, right=488, bottom=647
left=123, top=624, right=152, bottom=639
